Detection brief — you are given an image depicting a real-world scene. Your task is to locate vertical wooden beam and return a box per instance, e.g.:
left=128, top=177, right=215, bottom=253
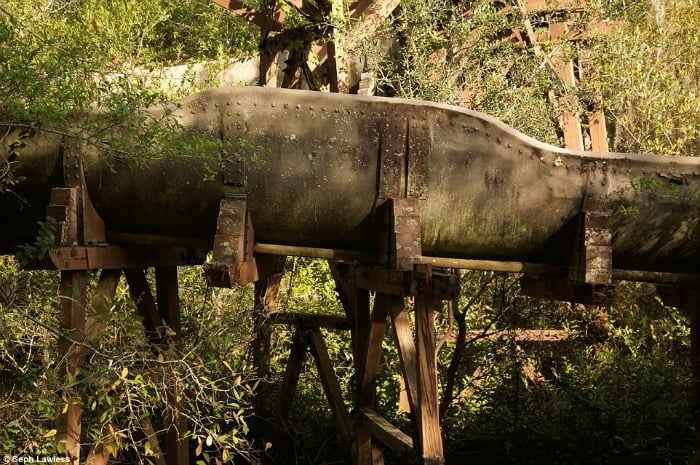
left=56, top=270, right=87, bottom=465
left=252, top=255, right=286, bottom=425
left=51, top=187, right=85, bottom=464
left=390, top=302, right=419, bottom=414
left=413, top=264, right=444, bottom=464
left=155, top=267, right=189, bottom=465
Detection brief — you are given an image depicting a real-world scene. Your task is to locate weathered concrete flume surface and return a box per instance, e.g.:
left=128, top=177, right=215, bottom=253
left=1, top=87, right=699, bottom=274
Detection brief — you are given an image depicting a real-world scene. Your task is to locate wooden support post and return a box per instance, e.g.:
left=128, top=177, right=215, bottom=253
left=155, top=267, right=189, bottom=465
left=390, top=303, right=419, bottom=415
left=252, top=255, right=287, bottom=423
left=412, top=264, right=444, bottom=464
left=330, top=262, right=379, bottom=464
left=56, top=270, right=87, bottom=465
left=50, top=187, right=86, bottom=464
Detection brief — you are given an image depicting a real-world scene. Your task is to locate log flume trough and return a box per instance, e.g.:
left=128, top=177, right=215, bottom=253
left=2, top=86, right=700, bottom=465
left=1, top=86, right=699, bottom=274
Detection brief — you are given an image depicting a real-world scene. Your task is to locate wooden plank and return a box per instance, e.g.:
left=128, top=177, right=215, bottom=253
left=124, top=269, right=162, bottom=341
left=390, top=301, right=418, bottom=414
left=268, top=312, right=351, bottom=330
left=86, top=422, right=120, bottom=465
left=155, top=267, right=181, bottom=343
left=47, top=245, right=206, bottom=270
left=77, top=269, right=121, bottom=363
left=359, top=294, right=391, bottom=406
left=550, top=55, right=584, bottom=150
left=361, top=408, right=413, bottom=455
left=589, top=108, right=609, bottom=152
left=56, top=270, right=87, bottom=465
left=329, top=261, right=375, bottom=464
left=285, top=0, right=324, bottom=20
left=140, top=417, right=167, bottom=465
left=535, top=20, right=627, bottom=41
left=307, top=329, right=354, bottom=459
left=211, top=0, right=284, bottom=31
left=252, top=258, right=285, bottom=421
left=154, top=267, right=189, bottom=465
left=412, top=264, right=444, bottom=462
left=351, top=0, right=401, bottom=26
left=277, top=331, right=306, bottom=422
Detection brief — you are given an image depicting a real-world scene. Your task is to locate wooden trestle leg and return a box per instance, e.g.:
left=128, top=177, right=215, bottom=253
left=413, top=265, right=443, bottom=464
left=56, top=270, right=87, bottom=465
left=125, top=267, right=189, bottom=465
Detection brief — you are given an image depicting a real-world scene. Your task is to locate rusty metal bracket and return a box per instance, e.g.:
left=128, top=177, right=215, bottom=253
left=204, top=198, right=259, bottom=287
left=378, top=198, right=423, bottom=271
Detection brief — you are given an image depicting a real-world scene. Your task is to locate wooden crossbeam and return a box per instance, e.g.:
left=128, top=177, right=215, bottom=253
left=361, top=408, right=414, bottom=455
left=268, top=312, right=351, bottom=330
left=211, top=0, right=284, bottom=31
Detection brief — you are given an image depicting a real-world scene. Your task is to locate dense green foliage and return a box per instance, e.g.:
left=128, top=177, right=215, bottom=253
left=1, top=0, right=699, bottom=464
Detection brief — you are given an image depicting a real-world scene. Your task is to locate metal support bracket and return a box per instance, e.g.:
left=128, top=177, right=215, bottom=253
left=379, top=197, right=422, bottom=270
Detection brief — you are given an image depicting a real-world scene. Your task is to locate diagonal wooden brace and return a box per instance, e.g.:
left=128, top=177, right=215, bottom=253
left=204, top=198, right=259, bottom=288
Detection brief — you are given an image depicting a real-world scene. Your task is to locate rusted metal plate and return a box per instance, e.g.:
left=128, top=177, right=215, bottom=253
left=379, top=114, right=408, bottom=199
left=407, top=119, right=432, bottom=199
